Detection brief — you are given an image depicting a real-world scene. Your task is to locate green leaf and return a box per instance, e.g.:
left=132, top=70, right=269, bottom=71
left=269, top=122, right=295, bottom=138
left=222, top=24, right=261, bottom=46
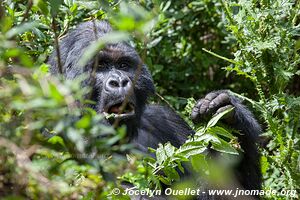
left=261, top=156, right=269, bottom=175
left=207, top=126, right=235, bottom=139
left=176, top=161, right=184, bottom=173
left=158, top=175, right=171, bottom=185
left=211, top=138, right=239, bottom=155
left=6, top=21, right=39, bottom=39
left=49, top=0, right=63, bottom=17
left=75, top=115, right=91, bottom=129
left=156, top=144, right=167, bottom=165
left=161, top=1, right=171, bottom=12
left=49, top=83, right=64, bottom=101
left=206, top=107, right=234, bottom=128
left=106, top=126, right=126, bottom=146
left=35, top=0, right=49, bottom=16
left=178, top=141, right=207, bottom=158
left=190, top=154, right=209, bottom=174
left=164, top=142, right=175, bottom=157
left=48, top=135, right=65, bottom=147
left=163, top=167, right=180, bottom=181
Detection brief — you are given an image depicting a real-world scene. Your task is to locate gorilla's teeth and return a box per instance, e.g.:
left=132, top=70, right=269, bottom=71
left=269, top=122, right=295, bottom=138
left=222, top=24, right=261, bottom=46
left=103, top=109, right=135, bottom=120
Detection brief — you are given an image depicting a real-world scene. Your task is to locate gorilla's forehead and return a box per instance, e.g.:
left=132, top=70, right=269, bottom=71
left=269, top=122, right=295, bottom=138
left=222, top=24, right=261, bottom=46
left=99, top=43, right=140, bottom=62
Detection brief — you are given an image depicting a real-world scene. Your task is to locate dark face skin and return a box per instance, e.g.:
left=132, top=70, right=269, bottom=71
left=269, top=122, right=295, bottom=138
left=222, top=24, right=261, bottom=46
left=89, top=43, right=154, bottom=124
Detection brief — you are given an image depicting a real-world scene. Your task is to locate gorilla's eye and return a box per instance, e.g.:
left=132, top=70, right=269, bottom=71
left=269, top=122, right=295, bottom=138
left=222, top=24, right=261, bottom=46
left=99, top=61, right=109, bottom=68
left=119, top=62, right=130, bottom=70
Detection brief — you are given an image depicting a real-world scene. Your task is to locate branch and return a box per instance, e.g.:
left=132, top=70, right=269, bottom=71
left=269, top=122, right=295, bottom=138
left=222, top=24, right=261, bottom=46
left=51, top=18, right=63, bottom=74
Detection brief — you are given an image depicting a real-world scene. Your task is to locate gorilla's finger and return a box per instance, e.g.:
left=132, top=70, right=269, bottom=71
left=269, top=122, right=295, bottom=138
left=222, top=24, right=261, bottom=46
left=207, top=93, right=231, bottom=112
left=191, top=99, right=210, bottom=123
left=191, top=99, right=203, bottom=122
left=199, top=99, right=211, bottom=115
left=204, top=92, right=219, bottom=101
left=194, top=99, right=205, bottom=109
left=191, top=110, right=200, bottom=123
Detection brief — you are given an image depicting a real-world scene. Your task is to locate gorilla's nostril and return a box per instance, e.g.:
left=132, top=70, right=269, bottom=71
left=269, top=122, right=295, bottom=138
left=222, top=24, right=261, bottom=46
left=122, top=79, right=129, bottom=87
left=106, top=77, right=130, bottom=91
left=109, top=80, right=119, bottom=88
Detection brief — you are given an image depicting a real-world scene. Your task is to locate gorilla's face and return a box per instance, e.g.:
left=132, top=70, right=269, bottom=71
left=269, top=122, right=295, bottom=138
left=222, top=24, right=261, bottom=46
left=90, top=43, right=154, bottom=122
left=48, top=21, right=155, bottom=125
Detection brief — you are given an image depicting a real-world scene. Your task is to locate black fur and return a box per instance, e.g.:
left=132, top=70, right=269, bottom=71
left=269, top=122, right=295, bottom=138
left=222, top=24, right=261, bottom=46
left=48, top=20, right=261, bottom=199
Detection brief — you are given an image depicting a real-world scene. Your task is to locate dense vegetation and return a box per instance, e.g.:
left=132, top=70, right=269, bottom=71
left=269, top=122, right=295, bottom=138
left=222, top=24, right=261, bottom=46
left=0, top=0, right=299, bottom=199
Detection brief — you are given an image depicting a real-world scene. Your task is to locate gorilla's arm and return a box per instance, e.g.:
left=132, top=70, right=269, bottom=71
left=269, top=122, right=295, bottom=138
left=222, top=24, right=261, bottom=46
left=191, top=90, right=262, bottom=190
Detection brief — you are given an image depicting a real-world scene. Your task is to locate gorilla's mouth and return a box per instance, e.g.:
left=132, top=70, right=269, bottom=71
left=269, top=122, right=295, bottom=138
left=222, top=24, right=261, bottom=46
left=103, top=101, right=135, bottom=119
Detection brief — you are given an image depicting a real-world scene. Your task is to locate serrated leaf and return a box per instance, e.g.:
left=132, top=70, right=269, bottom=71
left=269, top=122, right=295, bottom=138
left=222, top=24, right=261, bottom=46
left=178, top=141, right=207, bottom=158
left=156, top=144, right=167, bottom=165
left=211, top=138, right=239, bottom=155
left=164, top=142, right=175, bottom=157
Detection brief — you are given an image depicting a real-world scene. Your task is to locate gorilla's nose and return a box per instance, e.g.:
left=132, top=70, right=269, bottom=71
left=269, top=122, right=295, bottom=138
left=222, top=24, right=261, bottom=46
left=105, top=76, right=132, bottom=93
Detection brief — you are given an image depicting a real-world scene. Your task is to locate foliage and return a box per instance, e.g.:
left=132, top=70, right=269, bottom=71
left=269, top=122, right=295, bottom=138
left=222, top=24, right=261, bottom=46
left=0, top=67, right=131, bottom=199
left=122, top=107, right=238, bottom=190
left=210, top=0, right=300, bottom=197
left=0, top=0, right=299, bottom=199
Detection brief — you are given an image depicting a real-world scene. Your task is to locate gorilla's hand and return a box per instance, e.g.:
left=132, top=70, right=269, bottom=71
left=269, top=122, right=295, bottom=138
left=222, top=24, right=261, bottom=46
left=191, top=91, right=235, bottom=124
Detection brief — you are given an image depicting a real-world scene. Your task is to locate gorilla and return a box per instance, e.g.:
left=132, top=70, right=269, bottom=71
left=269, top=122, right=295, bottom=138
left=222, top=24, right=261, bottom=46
left=48, top=20, right=261, bottom=199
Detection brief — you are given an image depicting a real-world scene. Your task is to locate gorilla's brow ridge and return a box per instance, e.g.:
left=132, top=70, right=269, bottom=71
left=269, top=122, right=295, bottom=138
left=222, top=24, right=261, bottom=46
left=98, top=47, right=139, bottom=66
